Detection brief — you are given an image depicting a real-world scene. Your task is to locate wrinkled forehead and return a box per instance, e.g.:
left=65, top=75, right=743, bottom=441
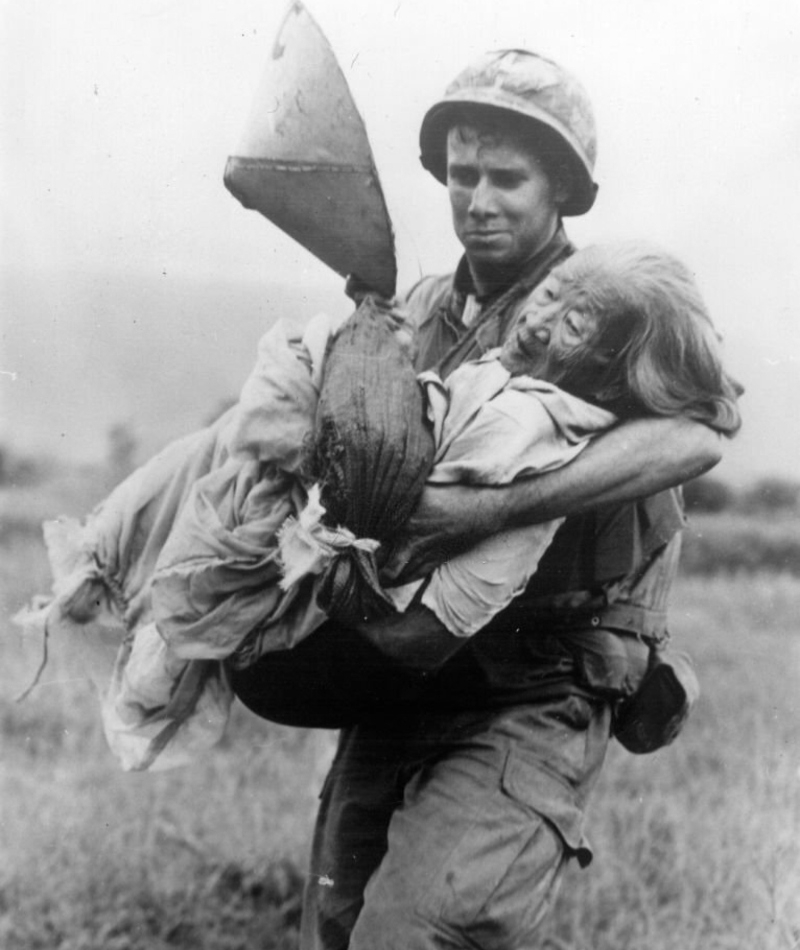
left=549, top=260, right=593, bottom=308
left=514, top=273, right=585, bottom=324
left=540, top=270, right=589, bottom=311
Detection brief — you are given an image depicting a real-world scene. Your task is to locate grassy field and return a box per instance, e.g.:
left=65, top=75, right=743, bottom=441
left=1, top=471, right=799, bottom=949
left=539, top=573, right=800, bottom=950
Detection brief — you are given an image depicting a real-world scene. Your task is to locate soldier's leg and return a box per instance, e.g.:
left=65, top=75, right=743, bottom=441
left=349, top=699, right=608, bottom=950
left=299, top=724, right=406, bottom=950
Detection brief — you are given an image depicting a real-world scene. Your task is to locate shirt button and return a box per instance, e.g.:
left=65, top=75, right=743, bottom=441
left=591, top=615, right=601, bottom=627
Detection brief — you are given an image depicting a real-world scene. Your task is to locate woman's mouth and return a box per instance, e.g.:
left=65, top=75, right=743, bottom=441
left=514, top=331, right=541, bottom=361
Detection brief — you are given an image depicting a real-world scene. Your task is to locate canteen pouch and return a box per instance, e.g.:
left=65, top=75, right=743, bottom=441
left=612, top=647, right=700, bottom=754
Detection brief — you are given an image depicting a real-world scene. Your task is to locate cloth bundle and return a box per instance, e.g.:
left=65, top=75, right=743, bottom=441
left=14, top=296, right=616, bottom=770
left=14, top=300, right=439, bottom=770
left=14, top=414, right=244, bottom=771
left=14, top=309, right=360, bottom=769
left=310, top=299, right=435, bottom=623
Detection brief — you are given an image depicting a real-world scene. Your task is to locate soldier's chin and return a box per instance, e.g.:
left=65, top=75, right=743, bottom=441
left=464, top=237, right=514, bottom=266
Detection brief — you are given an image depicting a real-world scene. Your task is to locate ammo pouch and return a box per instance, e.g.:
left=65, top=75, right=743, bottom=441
left=550, top=603, right=699, bottom=755
left=612, top=647, right=700, bottom=754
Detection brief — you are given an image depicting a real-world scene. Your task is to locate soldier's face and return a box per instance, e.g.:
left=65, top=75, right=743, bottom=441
left=447, top=127, right=563, bottom=279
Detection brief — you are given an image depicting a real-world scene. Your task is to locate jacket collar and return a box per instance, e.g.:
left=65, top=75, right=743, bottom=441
left=451, top=224, right=573, bottom=305
left=436, top=226, right=575, bottom=379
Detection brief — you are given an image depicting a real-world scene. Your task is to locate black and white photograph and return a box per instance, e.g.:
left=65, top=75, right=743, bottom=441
left=2, top=2, right=798, bottom=947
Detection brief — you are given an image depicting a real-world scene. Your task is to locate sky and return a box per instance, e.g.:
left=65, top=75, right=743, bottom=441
left=2, top=0, right=799, bottom=483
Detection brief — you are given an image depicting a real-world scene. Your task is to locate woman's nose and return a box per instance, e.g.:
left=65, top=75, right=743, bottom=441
left=523, top=311, right=553, bottom=343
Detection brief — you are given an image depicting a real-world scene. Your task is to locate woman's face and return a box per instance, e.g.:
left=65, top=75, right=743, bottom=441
left=499, top=272, right=599, bottom=379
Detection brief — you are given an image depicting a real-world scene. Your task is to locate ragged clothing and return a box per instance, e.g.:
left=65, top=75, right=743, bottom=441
left=15, top=312, right=344, bottom=770
left=393, top=355, right=615, bottom=637
left=17, top=301, right=614, bottom=771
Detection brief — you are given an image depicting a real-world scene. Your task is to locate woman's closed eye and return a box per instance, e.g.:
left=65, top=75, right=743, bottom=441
left=533, top=284, right=557, bottom=305
left=564, top=313, right=583, bottom=339
left=562, top=310, right=596, bottom=346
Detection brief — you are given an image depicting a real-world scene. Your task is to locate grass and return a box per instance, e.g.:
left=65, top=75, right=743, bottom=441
left=538, top=573, right=800, bottom=950
left=1, top=472, right=334, bottom=950
left=1, top=473, right=799, bottom=949
left=682, top=511, right=800, bottom=576
left=0, top=674, right=332, bottom=950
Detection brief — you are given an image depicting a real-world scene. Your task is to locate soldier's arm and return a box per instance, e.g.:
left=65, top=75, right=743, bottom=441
left=383, top=415, right=722, bottom=582
left=354, top=602, right=464, bottom=673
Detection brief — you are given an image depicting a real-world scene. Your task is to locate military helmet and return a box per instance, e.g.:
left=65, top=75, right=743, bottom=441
left=419, top=49, right=598, bottom=216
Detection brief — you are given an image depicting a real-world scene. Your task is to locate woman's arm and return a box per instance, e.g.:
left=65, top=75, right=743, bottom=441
left=383, top=415, right=723, bottom=582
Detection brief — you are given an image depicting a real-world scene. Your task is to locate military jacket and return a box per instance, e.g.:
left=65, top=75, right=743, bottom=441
left=401, top=231, right=685, bottom=708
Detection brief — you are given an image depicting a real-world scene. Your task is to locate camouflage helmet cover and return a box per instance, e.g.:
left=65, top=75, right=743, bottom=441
left=419, top=49, right=598, bottom=216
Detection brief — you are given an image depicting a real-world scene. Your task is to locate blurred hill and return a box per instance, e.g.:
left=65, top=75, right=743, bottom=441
left=1, top=267, right=795, bottom=486
left=1, top=267, right=348, bottom=464
left=717, top=335, right=798, bottom=488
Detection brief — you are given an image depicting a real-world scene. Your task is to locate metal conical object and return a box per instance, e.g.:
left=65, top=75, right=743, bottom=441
left=224, top=1, right=397, bottom=297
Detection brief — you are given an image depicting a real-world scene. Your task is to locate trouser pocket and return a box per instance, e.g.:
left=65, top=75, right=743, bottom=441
left=350, top=745, right=579, bottom=950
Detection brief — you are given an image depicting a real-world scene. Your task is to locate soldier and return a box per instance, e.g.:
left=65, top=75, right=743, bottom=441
left=233, top=49, right=728, bottom=949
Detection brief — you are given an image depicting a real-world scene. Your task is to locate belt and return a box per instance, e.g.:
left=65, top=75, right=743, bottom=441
left=526, top=602, right=669, bottom=643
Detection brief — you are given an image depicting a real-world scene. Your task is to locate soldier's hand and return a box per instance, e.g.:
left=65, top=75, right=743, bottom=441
left=381, top=485, right=501, bottom=584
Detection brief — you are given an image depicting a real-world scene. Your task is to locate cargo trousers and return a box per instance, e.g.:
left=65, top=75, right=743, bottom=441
left=300, top=695, right=611, bottom=950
